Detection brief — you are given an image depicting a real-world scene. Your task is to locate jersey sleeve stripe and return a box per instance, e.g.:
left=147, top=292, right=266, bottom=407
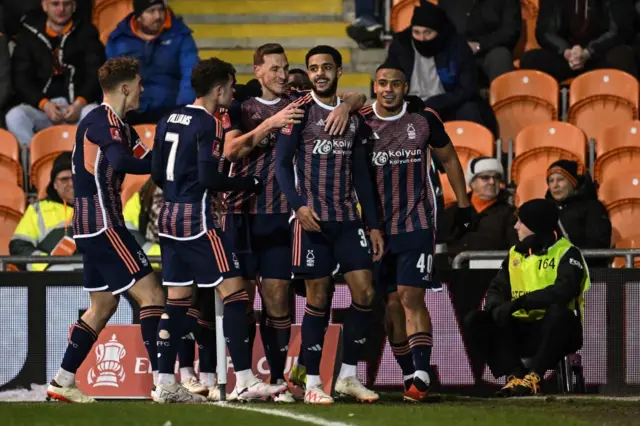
left=359, top=105, right=374, bottom=116
left=213, top=117, right=223, bottom=140
left=424, top=107, right=443, bottom=123
left=107, top=108, right=118, bottom=127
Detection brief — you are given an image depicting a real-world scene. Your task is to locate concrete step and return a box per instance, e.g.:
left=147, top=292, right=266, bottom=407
left=171, top=0, right=343, bottom=16
left=195, top=37, right=357, bottom=49
left=190, top=22, right=349, bottom=39
left=200, top=48, right=352, bottom=66
left=183, top=14, right=344, bottom=25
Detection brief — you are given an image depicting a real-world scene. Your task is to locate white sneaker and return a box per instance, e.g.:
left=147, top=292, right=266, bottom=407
left=207, top=386, right=221, bottom=401
left=272, top=380, right=296, bottom=403
left=47, top=382, right=96, bottom=403
left=334, top=376, right=379, bottom=403
left=227, top=387, right=241, bottom=401
left=304, top=386, right=334, bottom=405
left=236, top=378, right=287, bottom=401
left=181, top=376, right=208, bottom=396
left=152, top=383, right=207, bottom=404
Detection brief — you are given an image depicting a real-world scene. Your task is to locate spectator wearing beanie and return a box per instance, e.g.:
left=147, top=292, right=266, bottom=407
left=545, top=160, right=612, bottom=257
left=10, top=152, right=79, bottom=271
left=464, top=198, right=589, bottom=397
left=106, top=0, right=199, bottom=125
left=438, top=157, right=518, bottom=265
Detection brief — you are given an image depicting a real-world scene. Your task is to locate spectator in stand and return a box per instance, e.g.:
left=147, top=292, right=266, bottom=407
left=438, top=157, right=518, bottom=265
left=5, top=0, right=103, bottom=146
left=288, top=68, right=313, bottom=91
left=438, top=0, right=521, bottom=84
left=10, top=152, right=78, bottom=271
left=346, top=0, right=384, bottom=49
left=520, top=0, right=638, bottom=81
left=387, top=0, right=498, bottom=137
left=106, top=0, right=198, bottom=125
left=3, top=0, right=92, bottom=39
left=545, top=160, right=612, bottom=263
left=123, top=178, right=161, bottom=259
left=0, top=4, right=12, bottom=128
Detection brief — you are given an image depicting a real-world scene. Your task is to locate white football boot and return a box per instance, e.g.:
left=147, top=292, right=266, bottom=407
left=236, top=378, right=287, bottom=401
left=152, top=383, right=207, bottom=403
left=272, top=379, right=296, bottom=403
left=304, top=386, right=334, bottom=405
left=46, top=382, right=96, bottom=403
left=334, top=376, right=379, bottom=403
left=181, top=376, right=209, bottom=396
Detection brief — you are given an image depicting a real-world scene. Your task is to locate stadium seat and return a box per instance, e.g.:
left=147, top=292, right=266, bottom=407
left=93, top=0, right=133, bottom=45
left=0, top=129, right=23, bottom=187
left=599, top=172, right=640, bottom=245
left=593, top=121, right=640, bottom=185
left=133, top=124, right=156, bottom=149
left=0, top=181, right=26, bottom=255
left=568, top=69, right=639, bottom=141
left=511, top=122, right=586, bottom=185
left=30, top=125, right=76, bottom=200
left=514, top=174, right=547, bottom=206
left=612, top=235, right=640, bottom=268
left=490, top=70, right=558, bottom=147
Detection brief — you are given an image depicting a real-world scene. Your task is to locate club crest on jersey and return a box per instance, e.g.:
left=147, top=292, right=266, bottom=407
left=407, top=123, right=417, bottom=140
left=281, top=123, right=293, bottom=135
left=221, top=113, right=231, bottom=129
left=110, top=127, right=122, bottom=141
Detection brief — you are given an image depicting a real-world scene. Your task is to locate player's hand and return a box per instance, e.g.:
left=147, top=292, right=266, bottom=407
left=268, top=104, right=305, bottom=129
left=43, top=101, right=65, bottom=123
left=63, top=101, right=83, bottom=123
left=369, top=229, right=384, bottom=262
left=247, top=176, right=263, bottom=195
left=453, top=205, right=475, bottom=238
left=296, top=206, right=321, bottom=232
left=325, top=103, right=350, bottom=136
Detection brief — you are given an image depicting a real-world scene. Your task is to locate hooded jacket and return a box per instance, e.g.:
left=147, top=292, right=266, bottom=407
left=106, top=10, right=198, bottom=113
left=536, top=0, right=635, bottom=58
left=545, top=174, right=611, bottom=257
left=12, top=11, right=104, bottom=108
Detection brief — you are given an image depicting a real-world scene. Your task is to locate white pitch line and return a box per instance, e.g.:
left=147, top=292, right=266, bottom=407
left=214, top=402, right=356, bottom=426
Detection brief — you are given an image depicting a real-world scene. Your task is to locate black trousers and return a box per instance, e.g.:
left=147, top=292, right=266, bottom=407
left=477, top=46, right=515, bottom=85
left=519, top=45, right=639, bottom=81
left=463, top=304, right=583, bottom=378
left=440, top=97, right=499, bottom=139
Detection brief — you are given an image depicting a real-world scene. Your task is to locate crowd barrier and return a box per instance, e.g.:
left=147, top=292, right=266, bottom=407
left=2, top=268, right=640, bottom=396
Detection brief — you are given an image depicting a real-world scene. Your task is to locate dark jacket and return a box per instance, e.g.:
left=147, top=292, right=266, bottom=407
left=438, top=191, right=519, bottom=257
left=0, top=8, right=11, bottom=113
left=536, top=0, right=635, bottom=58
left=387, top=27, right=479, bottom=115
left=3, top=0, right=93, bottom=38
left=484, top=233, right=585, bottom=314
left=545, top=175, right=611, bottom=250
left=438, top=0, right=522, bottom=53
left=106, top=11, right=198, bottom=114
left=12, top=11, right=104, bottom=108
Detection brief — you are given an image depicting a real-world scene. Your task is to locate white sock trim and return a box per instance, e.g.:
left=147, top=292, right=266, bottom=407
left=158, top=373, right=176, bottom=386
left=180, top=367, right=196, bottom=382
left=235, top=369, right=256, bottom=389
left=55, top=368, right=75, bottom=388
left=307, top=374, right=323, bottom=389
left=338, top=363, right=357, bottom=380
left=200, top=372, right=216, bottom=387
left=414, top=370, right=430, bottom=385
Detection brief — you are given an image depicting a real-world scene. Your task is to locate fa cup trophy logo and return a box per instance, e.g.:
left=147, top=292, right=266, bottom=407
left=87, top=334, right=127, bottom=387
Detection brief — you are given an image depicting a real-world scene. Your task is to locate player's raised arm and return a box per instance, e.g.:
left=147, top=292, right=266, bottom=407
left=352, top=125, right=379, bottom=231
left=85, top=123, right=151, bottom=175
left=274, top=122, right=306, bottom=211
left=199, top=118, right=263, bottom=193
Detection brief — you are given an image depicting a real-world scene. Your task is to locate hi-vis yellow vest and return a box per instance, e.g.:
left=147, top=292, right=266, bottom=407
left=508, top=237, right=590, bottom=322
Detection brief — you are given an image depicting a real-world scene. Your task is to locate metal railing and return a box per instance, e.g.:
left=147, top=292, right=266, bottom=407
left=452, top=249, right=640, bottom=269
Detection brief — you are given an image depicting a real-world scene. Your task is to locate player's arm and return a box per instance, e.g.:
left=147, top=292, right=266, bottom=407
left=199, top=120, right=262, bottom=193
left=224, top=103, right=305, bottom=162
left=325, top=92, right=367, bottom=136
left=150, top=126, right=165, bottom=189
left=86, top=124, right=151, bottom=175
left=274, top=122, right=307, bottom=211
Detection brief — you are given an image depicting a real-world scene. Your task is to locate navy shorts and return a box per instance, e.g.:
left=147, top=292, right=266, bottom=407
left=377, top=229, right=440, bottom=294
left=291, top=219, right=373, bottom=279
left=160, top=229, right=241, bottom=287
left=224, top=213, right=291, bottom=281
left=77, top=227, right=154, bottom=295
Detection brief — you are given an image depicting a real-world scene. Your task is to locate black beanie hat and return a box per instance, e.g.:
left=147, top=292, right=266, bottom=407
left=547, top=159, right=582, bottom=188
left=411, top=0, right=447, bottom=32
left=50, top=151, right=72, bottom=183
left=134, top=0, right=166, bottom=17
left=517, top=198, right=559, bottom=234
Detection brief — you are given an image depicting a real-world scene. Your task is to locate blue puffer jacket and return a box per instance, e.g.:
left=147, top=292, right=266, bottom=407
left=106, top=10, right=198, bottom=113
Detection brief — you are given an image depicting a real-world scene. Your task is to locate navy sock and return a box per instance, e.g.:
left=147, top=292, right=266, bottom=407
left=342, top=302, right=372, bottom=366
left=139, top=305, right=163, bottom=371
left=266, top=315, right=291, bottom=383
left=301, top=304, right=327, bottom=376
left=157, top=297, right=191, bottom=374
left=197, top=318, right=216, bottom=374
left=390, top=340, right=415, bottom=376
left=178, top=308, right=199, bottom=369
left=60, top=319, right=98, bottom=374
left=223, top=290, right=251, bottom=372
left=408, top=332, right=433, bottom=375
left=247, top=310, right=257, bottom=359
left=259, top=312, right=273, bottom=373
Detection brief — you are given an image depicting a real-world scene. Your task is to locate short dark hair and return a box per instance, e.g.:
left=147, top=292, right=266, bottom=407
left=376, top=61, right=406, bottom=76
left=305, top=45, right=342, bottom=68
left=98, top=58, right=140, bottom=92
left=289, top=68, right=307, bottom=77
left=254, top=43, right=286, bottom=66
left=288, top=69, right=312, bottom=90
left=191, top=58, right=236, bottom=98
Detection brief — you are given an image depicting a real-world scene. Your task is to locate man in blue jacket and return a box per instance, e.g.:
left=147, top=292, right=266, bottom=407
left=106, top=0, right=199, bottom=125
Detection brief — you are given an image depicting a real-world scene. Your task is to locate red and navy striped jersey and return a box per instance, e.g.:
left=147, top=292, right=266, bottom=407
left=224, top=92, right=307, bottom=215
left=72, top=104, right=147, bottom=238
left=359, top=103, right=450, bottom=235
left=275, top=92, right=369, bottom=223
left=153, top=105, right=224, bottom=240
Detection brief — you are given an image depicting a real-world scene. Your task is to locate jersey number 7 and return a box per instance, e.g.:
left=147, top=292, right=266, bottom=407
left=165, top=132, right=180, bottom=181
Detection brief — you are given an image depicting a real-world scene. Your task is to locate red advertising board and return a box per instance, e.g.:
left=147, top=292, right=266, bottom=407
left=76, top=324, right=341, bottom=399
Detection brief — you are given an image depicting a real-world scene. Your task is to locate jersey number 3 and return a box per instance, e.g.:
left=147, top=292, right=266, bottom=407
left=165, top=132, right=180, bottom=181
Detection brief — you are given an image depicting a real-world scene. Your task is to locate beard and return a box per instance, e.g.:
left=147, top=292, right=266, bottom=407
left=312, top=77, right=339, bottom=98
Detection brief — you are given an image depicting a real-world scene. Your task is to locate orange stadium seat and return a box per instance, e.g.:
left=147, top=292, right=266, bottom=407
left=30, top=125, right=76, bottom=200
left=515, top=174, right=547, bottom=206
left=133, top=124, right=156, bottom=149
left=568, top=70, right=639, bottom=141
left=594, top=121, right=640, bottom=185
left=93, top=0, right=133, bottom=45
left=490, top=70, right=558, bottom=148
left=0, top=129, right=23, bottom=187
left=612, top=235, right=640, bottom=268
left=511, top=122, right=586, bottom=185
left=599, top=172, right=640, bottom=245
left=0, top=181, right=26, bottom=255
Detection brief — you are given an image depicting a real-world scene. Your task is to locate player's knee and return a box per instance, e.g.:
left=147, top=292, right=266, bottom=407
left=398, top=287, right=426, bottom=312
left=352, top=284, right=375, bottom=306
left=90, top=295, right=119, bottom=320
left=264, top=288, right=289, bottom=316
left=141, top=284, right=165, bottom=307
left=306, top=286, right=329, bottom=309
